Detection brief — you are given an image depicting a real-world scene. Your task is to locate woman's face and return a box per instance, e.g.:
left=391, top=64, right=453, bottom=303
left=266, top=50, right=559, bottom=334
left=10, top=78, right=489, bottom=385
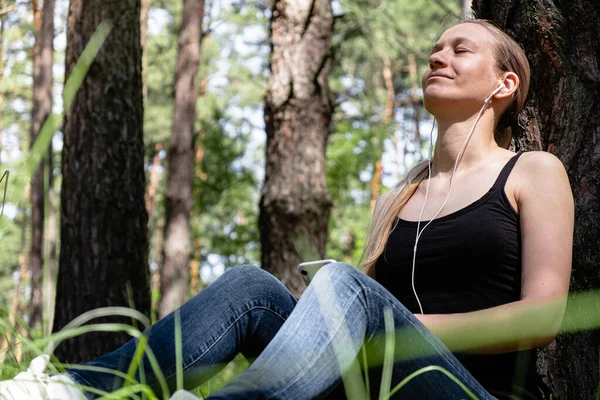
left=422, top=23, right=501, bottom=115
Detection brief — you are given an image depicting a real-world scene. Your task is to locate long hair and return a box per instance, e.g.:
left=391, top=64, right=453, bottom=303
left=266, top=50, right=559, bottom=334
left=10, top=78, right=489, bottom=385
left=361, top=20, right=531, bottom=278
left=465, top=20, right=531, bottom=148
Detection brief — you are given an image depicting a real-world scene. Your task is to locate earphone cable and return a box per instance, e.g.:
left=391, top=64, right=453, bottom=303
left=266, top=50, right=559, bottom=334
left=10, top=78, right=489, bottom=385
left=410, top=87, right=500, bottom=314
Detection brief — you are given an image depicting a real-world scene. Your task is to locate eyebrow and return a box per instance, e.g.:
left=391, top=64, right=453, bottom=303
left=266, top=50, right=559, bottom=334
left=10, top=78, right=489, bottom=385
left=431, top=37, right=479, bottom=53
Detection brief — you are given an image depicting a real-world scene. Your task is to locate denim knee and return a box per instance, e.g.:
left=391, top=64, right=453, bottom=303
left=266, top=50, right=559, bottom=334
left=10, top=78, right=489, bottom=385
left=219, top=264, right=297, bottom=311
left=220, top=264, right=276, bottom=286
left=313, top=262, right=364, bottom=283
left=221, top=264, right=266, bottom=280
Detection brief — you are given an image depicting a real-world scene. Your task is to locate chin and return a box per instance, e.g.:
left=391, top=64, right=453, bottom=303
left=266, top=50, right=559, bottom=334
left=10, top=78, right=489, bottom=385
left=423, top=94, right=451, bottom=116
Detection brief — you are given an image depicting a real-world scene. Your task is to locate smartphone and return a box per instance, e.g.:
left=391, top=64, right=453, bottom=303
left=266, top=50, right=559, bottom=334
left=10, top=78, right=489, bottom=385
left=297, top=259, right=337, bottom=285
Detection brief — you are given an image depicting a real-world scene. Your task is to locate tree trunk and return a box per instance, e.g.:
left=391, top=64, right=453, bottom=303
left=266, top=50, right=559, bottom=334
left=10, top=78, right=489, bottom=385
left=159, top=0, right=205, bottom=318
left=145, top=142, right=162, bottom=217
left=370, top=160, right=383, bottom=213
left=343, top=231, right=355, bottom=264
left=473, top=2, right=600, bottom=398
left=29, top=0, right=55, bottom=330
left=461, top=0, right=473, bottom=19
left=140, top=0, right=150, bottom=104
left=369, top=56, right=394, bottom=212
left=260, top=0, right=334, bottom=297
left=53, top=0, right=150, bottom=363
left=189, top=237, right=201, bottom=296
left=151, top=216, right=165, bottom=324
left=31, top=0, right=41, bottom=32
left=382, top=56, right=395, bottom=124
left=46, top=145, right=57, bottom=335
left=189, top=131, right=205, bottom=296
left=408, top=53, right=421, bottom=148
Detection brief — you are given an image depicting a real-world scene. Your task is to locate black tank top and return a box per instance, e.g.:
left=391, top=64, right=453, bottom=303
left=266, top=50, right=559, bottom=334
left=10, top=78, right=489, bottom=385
left=375, top=152, right=544, bottom=399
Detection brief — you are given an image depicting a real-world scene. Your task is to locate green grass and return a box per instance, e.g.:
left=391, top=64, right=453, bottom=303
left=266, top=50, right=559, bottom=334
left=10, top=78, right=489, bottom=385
left=3, top=289, right=586, bottom=399
left=0, top=308, right=251, bottom=399
left=0, top=306, right=483, bottom=399
left=8, top=272, right=600, bottom=399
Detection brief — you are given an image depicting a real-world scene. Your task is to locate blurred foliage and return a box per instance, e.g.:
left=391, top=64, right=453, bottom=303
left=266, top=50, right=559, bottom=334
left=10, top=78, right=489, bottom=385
left=325, top=0, right=460, bottom=264
left=145, top=0, right=267, bottom=281
left=0, top=0, right=37, bottom=309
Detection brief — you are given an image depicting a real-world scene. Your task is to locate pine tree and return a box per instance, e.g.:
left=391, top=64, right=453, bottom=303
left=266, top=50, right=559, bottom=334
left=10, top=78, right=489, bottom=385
left=259, top=0, right=335, bottom=297
left=159, top=0, right=205, bottom=318
left=29, top=0, right=55, bottom=330
left=53, top=0, right=150, bottom=362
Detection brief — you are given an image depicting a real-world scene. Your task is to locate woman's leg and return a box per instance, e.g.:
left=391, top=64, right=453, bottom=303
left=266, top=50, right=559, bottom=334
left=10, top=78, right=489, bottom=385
left=208, top=262, right=494, bottom=400
left=67, top=265, right=297, bottom=398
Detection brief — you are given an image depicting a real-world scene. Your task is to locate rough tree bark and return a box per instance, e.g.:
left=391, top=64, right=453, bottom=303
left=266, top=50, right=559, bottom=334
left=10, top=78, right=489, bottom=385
left=29, top=0, right=55, bottom=330
left=260, top=0, right=334, bottom=297
left=140, top=0, right=150, bottom=103
left=159, top=0, right=205, bottom=318
left=473, top=2, right=600, bottom=399
left=53, top=0, right=151, bottom=362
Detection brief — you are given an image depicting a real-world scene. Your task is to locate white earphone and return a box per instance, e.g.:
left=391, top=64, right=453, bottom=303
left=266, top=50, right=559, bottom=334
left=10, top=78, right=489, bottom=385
left=484, top=83, right=506, bottom=104
left=411, top=82, right=505, bottom=314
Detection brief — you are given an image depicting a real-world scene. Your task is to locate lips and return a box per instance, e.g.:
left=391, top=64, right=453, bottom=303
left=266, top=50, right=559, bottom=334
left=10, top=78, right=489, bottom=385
left=428, top=72, right=452, bottom=80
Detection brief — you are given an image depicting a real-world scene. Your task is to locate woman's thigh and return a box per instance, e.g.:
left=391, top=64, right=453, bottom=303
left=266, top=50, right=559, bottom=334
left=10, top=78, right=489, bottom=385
left=322, top=263, right=493, bottom=399
left=209, top=262, right=493, bottom=400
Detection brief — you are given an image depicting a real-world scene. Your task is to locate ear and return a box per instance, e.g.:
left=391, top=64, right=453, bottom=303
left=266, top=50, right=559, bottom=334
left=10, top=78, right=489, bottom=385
left=495, top=72, right=519, bottom=100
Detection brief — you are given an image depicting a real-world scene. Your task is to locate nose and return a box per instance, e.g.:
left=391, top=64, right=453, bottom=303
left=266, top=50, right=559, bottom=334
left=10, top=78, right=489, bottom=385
left=429, top=51, right=447, bottom=70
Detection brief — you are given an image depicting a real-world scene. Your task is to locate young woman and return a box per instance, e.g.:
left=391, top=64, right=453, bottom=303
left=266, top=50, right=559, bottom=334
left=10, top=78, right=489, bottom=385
left=0, top=19, right=573, bottom=400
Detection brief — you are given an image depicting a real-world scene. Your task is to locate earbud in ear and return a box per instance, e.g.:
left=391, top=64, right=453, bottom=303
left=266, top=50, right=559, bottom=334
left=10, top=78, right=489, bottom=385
left=484, top=83, right=506, bottom=104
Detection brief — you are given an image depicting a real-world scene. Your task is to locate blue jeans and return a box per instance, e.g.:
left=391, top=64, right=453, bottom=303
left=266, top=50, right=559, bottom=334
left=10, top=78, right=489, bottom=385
left=69, top=263, right=494, bottom=399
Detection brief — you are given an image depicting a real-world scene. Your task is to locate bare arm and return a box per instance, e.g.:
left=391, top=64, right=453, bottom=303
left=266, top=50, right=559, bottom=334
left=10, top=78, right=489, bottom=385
left=416, top=152, right=574, bottom=354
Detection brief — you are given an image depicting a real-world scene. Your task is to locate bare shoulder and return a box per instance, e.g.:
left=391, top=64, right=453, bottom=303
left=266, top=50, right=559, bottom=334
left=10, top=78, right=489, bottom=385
left=517, top=151, right=568, bottom=177
left=512, top=151, right=573, bottom=207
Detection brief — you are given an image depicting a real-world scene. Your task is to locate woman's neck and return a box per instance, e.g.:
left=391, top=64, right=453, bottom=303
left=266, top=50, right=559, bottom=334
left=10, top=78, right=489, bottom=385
left=432, top=113, right=499, bottom=174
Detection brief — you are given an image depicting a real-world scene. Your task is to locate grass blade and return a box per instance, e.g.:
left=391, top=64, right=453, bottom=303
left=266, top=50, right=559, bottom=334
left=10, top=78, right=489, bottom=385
left=0, top=170, right=8, bottom=216
left=175, top=309, right=184, bottom=392
left=361, top=343, right=370, bottom=400
left=386, top=365, right=479, bottom=400
left=378, top=307, right=394, bottom=400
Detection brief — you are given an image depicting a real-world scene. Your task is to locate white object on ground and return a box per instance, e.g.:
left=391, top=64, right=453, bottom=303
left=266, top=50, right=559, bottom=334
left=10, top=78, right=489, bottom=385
left=0, top=354, right=85, bottom=399
left=169, top=389, right=201, bottom=400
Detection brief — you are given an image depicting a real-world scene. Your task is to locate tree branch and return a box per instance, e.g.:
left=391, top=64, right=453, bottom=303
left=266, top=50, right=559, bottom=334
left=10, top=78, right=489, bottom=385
left=0, top=4, right=16, bottom=15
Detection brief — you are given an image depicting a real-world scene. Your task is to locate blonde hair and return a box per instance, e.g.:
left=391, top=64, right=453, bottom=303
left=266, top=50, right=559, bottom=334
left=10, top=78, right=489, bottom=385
left=362, top=20, right=531, bottom=278
left=464, top=19, right=531, bottom=148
